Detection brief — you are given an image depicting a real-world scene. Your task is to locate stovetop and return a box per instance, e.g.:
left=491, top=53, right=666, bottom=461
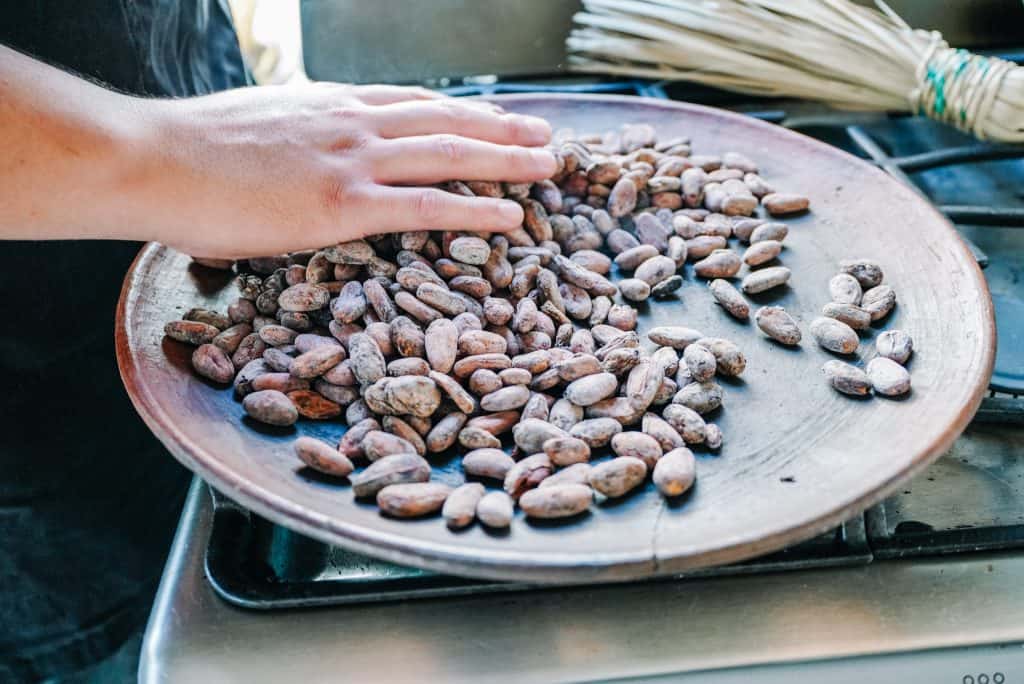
left=144, top=479, right=1024, bottom=684
left=142, top=74, right=1024, bottom=683
left=200, top=76, right=1024, bottom=610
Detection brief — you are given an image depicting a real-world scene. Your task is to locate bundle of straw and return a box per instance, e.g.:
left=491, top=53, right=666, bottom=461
left=567, top=0, right=1024, bottom=142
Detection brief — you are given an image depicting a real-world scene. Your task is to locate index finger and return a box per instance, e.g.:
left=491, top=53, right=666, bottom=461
left=370, top=100, right=552, bottom=147
left=351, top=84, right=445, bottom=105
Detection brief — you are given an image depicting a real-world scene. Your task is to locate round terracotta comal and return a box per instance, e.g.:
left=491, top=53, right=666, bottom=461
left=116, top=95, right=994, bottom=583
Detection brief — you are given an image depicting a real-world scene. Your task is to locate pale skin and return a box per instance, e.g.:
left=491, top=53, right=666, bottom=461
left=0, top=44, right=557, bottom=259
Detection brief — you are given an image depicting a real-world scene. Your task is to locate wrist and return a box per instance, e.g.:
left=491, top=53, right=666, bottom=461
left=95, top=95, right=184, bottom=243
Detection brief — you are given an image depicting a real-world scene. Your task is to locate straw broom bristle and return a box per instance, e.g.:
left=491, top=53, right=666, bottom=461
left=567, top=0, right=1024, bottom=142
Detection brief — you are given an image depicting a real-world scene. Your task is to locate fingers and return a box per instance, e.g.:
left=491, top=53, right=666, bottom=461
left=352, top=186, right=524, bottom=235
left=368, top=135, right=558, bottom=184
left=369, top=100, right=551, bottom=146
left=351, top=84, right=444, bottom=105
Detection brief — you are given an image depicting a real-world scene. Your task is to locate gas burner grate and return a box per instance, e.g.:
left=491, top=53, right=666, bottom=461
left=847, top=128, right=1024, bottom=230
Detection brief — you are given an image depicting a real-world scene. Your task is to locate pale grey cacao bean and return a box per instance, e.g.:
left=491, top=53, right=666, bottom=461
left=425, top=411, right=467, bottom=453
left=839, top=259, right=884, bottom=288
left=322, top=240, right=374, bottom=264
left=539, top=463, right=593, bottom=489
left=290, top=345, right=345, bottom=379
left=683, top=344, right=717, bottom=383
left=634, top=255, right=678, bottom=285
left=742, top=240, right=783, bottom=266
left=564, top=372, right=619, bottom=406
left=704, top=423, right=723, bottom=450
left=822, top=360, right=872, bottom=396
left=708, top=279, right=749, bottom=320
left=476, top=491, right=515, bottom=528
left=762, top=192, right=809, bottom=216
left=503, top=453, right=553, bottom=500
left=741, top=266, right=791, bottom=294
left=348, top=333, right=386, bottom=386
left=458, top=426, right=502, bottom=450
left=809, top=317, right=859, bottom=354
left=647, top=326, right=703, bottom=350
left=312, top=379, right=358, bottom=406
left=749, top=222, right=788, bottom=244
left=443, top=482, right=485, bottom=529
left=569, top=417, right=622, bottom=448
left=685, top=236, right=728, bottom=260
left=242, top=389, right=299, bottom=426
left=653, top=447, right=696, bottom=497
left=519, top=484, right=592, bottom=519
left=468, top=368, right=503, bottom=396
left=480, top=385, right=531, bottom=411
left=828, top=273, right=862, bottom=306
left=673, top=381, right=724, bottom=415
left=513, top=419, right=568, bottom=454
left=822, top=302, right=872, bottom=330
left=377, top=482, right=452, bottom=518
left=614, top=245, right=660, bottom=271
left=695, top=337, right=745, bottom=377
left=351, top=453, right=430, bottom=498
left=387, top=357, right=430, bottom=377
left=294, top=436, right=354, bottom=477
left=662, top=404, right=706, bottom=444
left=542, top=436, right=591, bottom=466
left=643, top=412, right=686, bottom=452
left=589, top=457, right=646, bottom=498
left=383, top=376, right=441, bottom=417
left=449, top=236, right=491, bottom=265
left=876, top=330, right=913, bottom=365
left=610, top=431, right=663, bottom=469
left=861, top=285, right=896, bottom=321
left=549, top=398, right=584, bottom=433
left=755, top=306, right=802, bottom=346
left=867, top=357, right=911, bottom=396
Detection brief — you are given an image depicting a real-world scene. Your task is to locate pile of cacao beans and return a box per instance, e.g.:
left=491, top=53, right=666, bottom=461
left=164, top=122, right=905, bottom=530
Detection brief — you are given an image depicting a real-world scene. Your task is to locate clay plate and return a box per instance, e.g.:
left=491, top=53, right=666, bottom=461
left=116, top=95, right=994, bottom=582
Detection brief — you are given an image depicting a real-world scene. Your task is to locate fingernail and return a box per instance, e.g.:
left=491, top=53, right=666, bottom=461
left=498, top=200, right=523, bottom=224
left=522, top=116, right=552, bottom=143
left=530, top=148, right=557, bottom=170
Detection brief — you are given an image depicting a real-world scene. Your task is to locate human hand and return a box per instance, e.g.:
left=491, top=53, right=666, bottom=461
left=133, top=82, right=556, bottom=258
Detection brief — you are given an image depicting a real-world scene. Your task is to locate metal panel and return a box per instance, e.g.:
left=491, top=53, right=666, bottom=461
left=866, top=420, right=1024, bottom=558
left=141, top=479, right=1024, bottom=684
left=299, top=0, right=1024, bottom=85
left=300, top=0, right=580, bottom=83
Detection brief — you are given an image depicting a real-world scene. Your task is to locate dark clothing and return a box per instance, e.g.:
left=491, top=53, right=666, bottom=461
left=0, top=2, right=247, bottom=680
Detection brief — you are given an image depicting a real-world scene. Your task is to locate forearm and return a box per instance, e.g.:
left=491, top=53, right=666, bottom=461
left=0, top=44, right=555, bottom=258
left=0, top=43, right=156, bottom=242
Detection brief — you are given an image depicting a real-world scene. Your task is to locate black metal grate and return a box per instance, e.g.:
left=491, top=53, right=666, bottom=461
left=847, top=129, right=1024, bottom=229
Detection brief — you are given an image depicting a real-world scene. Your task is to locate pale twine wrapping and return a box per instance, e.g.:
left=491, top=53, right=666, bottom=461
left=567, top=0, right=1024, bottom=142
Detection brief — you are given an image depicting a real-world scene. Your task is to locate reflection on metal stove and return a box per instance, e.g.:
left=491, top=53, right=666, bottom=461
left=204, top=487, right=870, bottom=609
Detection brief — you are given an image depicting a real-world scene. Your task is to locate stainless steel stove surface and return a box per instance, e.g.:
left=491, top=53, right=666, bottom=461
left=141, top=76, right=1024, bottom=682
